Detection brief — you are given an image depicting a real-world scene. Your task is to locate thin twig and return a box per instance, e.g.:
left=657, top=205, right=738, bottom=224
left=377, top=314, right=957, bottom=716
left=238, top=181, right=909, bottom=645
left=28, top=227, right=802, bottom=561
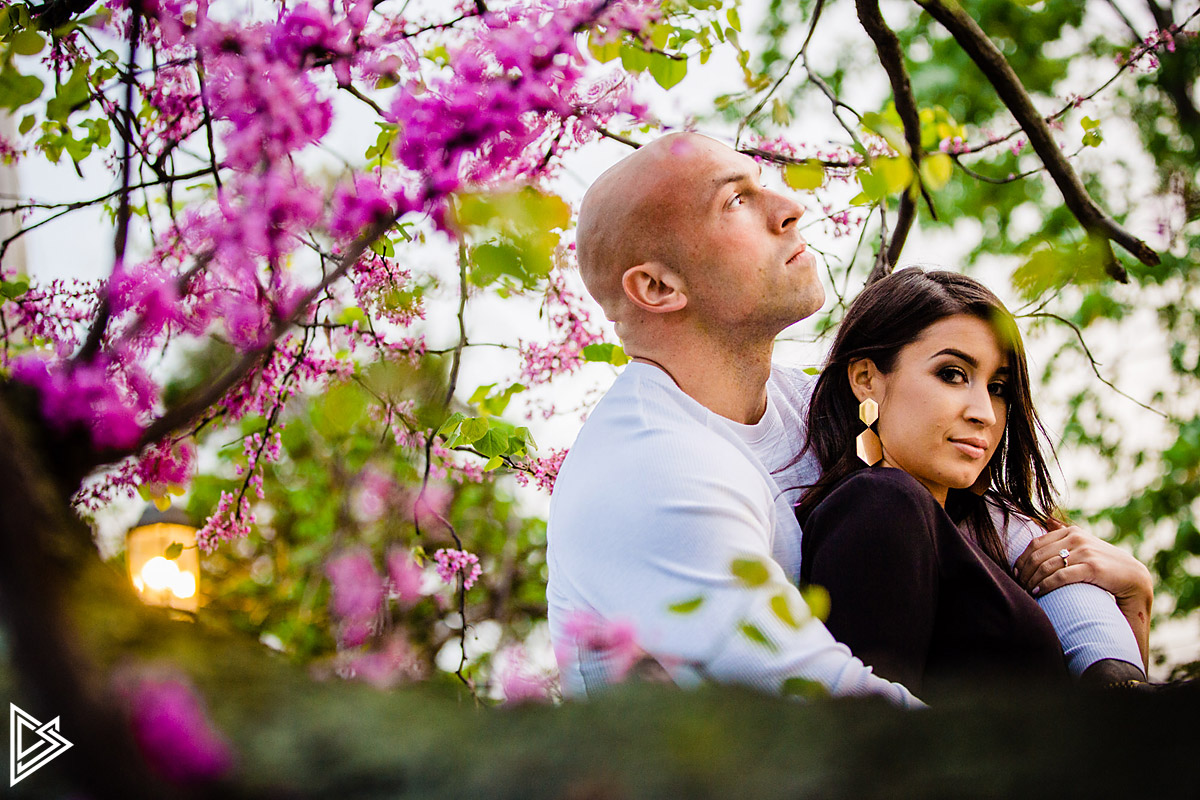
left=1021, top=311, right=1168, bottom=419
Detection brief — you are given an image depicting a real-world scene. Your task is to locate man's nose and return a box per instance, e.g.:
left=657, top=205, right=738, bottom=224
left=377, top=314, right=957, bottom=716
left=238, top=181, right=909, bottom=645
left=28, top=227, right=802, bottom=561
left=771, top=189, right=805, bottom=231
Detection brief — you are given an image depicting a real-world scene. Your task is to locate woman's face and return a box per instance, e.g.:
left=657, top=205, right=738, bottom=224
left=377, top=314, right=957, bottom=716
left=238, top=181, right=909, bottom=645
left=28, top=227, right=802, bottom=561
left=854, top=314, right=1011, bottom=506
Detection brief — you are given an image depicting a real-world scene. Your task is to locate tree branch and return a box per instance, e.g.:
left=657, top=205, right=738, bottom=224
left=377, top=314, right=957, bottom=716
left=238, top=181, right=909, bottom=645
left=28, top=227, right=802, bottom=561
left=915, top=0, right=1160, bottom=281
left=857, top=0, right=923, bottom=272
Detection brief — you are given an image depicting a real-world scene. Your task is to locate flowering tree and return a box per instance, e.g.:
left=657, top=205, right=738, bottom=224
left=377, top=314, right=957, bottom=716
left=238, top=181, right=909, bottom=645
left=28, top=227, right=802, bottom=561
left=1, top=0, right=1199, bottom=794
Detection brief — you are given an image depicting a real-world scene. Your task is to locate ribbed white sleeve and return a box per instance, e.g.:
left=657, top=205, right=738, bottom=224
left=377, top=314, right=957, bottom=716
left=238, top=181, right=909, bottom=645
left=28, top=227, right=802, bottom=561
left=996, top=505, right=1143, bottom=676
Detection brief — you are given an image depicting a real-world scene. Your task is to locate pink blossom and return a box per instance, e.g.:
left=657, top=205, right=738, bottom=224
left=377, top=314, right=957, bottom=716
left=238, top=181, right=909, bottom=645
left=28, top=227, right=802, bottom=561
left=494, top=645, right=553, bottom=704
left=196, top=490, right=254, bottom=553
left=12, top=354, right=147, bottom=449
left=386, top=548, right=424, bottom=607
left=122, top=675, right=234, bottom=784
left=557, top=611, right=642, bottom=684
left=433, top=548, right=482, bottom=590
left=515, top=448, right=567, bottom=494
left=325, top=549, right=384, bottom=621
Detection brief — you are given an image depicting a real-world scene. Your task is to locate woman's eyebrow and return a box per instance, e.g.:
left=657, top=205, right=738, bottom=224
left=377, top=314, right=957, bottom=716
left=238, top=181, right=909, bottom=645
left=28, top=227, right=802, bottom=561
left=930, top=347, right=977, bottom=367
left=929, top=348, right=1011, bottom=375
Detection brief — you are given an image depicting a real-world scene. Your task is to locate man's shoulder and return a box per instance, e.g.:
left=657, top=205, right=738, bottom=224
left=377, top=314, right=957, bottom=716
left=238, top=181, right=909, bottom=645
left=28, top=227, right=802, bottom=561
left=550, top=366, right=771, bottom=519
left=768, top=362, right=818, bottom=397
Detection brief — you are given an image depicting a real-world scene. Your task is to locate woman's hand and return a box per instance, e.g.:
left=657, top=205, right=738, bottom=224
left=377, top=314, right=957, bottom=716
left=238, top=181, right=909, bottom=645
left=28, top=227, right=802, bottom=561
left=1013, top=524, right=1153, bottom=672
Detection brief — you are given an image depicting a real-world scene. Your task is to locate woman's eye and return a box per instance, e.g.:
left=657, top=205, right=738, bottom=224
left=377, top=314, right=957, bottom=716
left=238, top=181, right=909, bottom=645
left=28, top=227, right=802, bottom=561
left=937, top=366, right=966, bottom=384
left=988, top=381, right=1008, bottom=397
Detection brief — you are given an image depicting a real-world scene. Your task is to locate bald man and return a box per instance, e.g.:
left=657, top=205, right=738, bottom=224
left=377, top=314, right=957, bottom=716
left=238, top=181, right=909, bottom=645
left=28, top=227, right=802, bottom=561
left=546, top=133, right=1142, bottom=701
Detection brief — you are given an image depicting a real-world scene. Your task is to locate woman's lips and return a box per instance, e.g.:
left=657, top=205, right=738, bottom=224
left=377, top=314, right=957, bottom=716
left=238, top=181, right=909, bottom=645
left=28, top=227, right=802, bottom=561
left=950, top=439, right=987, bottom=459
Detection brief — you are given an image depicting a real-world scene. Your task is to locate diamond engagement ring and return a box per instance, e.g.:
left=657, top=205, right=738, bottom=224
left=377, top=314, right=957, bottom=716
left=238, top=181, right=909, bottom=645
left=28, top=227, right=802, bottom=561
left=1059, top=548, right=1070, bottom=567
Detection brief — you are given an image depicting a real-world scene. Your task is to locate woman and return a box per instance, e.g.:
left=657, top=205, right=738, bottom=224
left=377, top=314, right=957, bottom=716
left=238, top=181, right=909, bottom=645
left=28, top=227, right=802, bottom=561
left=795, top=268, right=1151, bottom=695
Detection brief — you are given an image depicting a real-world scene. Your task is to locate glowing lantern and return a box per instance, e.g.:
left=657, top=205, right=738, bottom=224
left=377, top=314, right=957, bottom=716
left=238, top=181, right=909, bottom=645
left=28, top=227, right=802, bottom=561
left=127, top=506, right=200, bottom=616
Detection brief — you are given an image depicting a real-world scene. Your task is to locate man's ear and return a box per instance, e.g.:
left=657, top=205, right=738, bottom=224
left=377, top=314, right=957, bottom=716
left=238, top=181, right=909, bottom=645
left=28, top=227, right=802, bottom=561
left=621, top=263, right=687, bottom=314
left=847, top=358, right=882, bottom=403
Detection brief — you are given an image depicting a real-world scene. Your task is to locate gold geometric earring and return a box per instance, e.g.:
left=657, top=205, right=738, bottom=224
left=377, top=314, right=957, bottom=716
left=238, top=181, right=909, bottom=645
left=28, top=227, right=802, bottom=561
left=855, top=397, right=883, bottom=466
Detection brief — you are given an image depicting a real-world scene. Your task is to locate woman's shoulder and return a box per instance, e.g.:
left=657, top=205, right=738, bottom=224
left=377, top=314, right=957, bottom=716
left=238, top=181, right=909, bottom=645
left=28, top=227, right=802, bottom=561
left=822, top=466, right=940, bottom=506
left=806, top=467, right=945, bottom=537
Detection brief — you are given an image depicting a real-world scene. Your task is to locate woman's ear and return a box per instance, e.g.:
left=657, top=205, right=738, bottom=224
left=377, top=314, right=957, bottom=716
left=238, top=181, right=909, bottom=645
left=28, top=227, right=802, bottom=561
left=621, top=263, right=687, bottom=314
left=847, top=358, right=881, bottom=403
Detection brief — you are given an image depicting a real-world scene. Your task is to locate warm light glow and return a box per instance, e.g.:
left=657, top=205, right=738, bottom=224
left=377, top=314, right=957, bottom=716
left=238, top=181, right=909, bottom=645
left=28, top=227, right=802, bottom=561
left=141, top=556, right=179, bottom=592
left=171, top=571, right=197, bottom=599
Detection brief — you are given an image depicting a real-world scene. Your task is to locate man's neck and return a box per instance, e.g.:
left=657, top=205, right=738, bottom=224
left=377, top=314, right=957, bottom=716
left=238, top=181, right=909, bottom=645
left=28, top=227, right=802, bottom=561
left=631, top=343, right=774, bottom=425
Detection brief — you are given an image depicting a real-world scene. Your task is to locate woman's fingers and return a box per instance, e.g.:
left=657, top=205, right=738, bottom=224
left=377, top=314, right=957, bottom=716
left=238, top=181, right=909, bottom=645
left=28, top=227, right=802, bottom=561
left=1031, top=562, right=1095, bottom=596
left=1014, top=527, right=1086, bottom=589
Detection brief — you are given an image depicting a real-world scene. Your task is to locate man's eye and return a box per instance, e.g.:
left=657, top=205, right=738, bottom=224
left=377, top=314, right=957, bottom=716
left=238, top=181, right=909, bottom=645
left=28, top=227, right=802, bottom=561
left=728, top=193, right=744, bottom=207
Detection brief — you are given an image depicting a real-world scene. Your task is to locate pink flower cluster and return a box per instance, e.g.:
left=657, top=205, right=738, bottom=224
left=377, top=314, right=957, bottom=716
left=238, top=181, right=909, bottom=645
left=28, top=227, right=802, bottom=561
left=556, top=610, right=642, bottom=685
left=515, top=447, right=567, bottom=494
left=519, top=272, right=604, bottom=385
left=196, top=490, right=254, bottom=553
left=433, top=548, right=482, bottom=591
left=325, top=547, right=426, bottom=649
left=136, top=438, right=195, bottom=491
left=493, top=645, right=554, bottom=704
left=389, top=0, right=648, bottom=201
left=349, top=252, right=425, bottom=327
left=11, top=352, right=149, bottom=449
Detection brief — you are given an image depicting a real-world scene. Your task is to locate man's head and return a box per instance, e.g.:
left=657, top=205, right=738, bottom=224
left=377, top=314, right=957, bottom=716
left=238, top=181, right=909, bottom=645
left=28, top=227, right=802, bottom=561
left=576, top=132, right=824, bottom=353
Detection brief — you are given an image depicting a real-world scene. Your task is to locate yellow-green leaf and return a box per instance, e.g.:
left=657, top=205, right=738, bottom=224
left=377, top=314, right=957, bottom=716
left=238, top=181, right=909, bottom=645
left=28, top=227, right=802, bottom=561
left=918, top=152, right=953, bottom=191
left=876, top=156, right=914, bottom=195
left=783, top=160, right=825, bottom=191
left=739, top=622, right=777, bottom=651
left=730, top=557, right=770, bottom=588
left=801, top=585, right=831, bottom=622
left=770, top=592, right=803, bottom=629
left=668, top=596, right=705, bottom=614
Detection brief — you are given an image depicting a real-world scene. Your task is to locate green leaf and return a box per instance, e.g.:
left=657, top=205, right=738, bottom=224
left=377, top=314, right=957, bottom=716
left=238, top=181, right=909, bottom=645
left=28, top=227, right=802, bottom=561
left=17, top=114, right=34, bottom=134
left=164, top=542, right=184, bottom=560
left=730, top=557, right=770, bottom=588
left=668, top=596, right=705, bottom=614
left=588, top=33, right=622, bottom=64
left=483, top=455, right=504, bottom=472
left=647, top=51, right=687, bottom=90
left=10, top=29, right=45, bottom=56
left=581, top=343, right=630, bottom=366
left=801, top=585, right=831, bottom=622
left=0, top=277, right=30, bottom=299
left=781, top=677, right=828, bottom=699
left=457, top=416, right=489, bottom=446
left=0, top=68, right=43, bottom=112
left=803, top=367, right=819, bottom=375
left=473, top=426, right=510, bottom=459
left=46, top=64, right=90, bottom=122
left=436, top=412, right=465, bottom=438
left=783, top=160, right=825, bottom=191
left=726, top=7, right=742, bottom=32
left=337, top=306, right=367, bottom=326
left=861, top=111, right=909, bottom=157
left=738, top=622, right=777, bottom=651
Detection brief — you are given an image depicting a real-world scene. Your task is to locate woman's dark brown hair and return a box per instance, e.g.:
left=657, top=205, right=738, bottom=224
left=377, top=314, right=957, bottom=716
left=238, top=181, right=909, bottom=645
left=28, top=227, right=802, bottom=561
left=794, top=268, right=1060, bottom=569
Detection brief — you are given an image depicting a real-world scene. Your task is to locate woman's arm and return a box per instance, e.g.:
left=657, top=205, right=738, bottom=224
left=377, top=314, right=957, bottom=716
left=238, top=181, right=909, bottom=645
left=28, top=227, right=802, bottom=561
left=1012, top=525, right=1152, bottom=674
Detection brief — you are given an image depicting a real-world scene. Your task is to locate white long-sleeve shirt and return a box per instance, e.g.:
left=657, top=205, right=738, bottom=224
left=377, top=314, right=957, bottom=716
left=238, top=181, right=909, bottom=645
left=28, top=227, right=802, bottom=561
left=547, top=362, right=1141, bottom=701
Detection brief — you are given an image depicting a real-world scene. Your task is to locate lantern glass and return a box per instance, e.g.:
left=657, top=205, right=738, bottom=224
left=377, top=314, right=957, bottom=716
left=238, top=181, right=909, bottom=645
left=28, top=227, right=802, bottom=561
left=126, top=522, right=200, bottom=615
